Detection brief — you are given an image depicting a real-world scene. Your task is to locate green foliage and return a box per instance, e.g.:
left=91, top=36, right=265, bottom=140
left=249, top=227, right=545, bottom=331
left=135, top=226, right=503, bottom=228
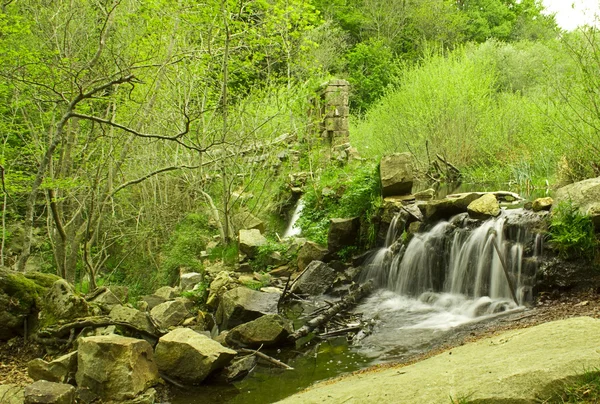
left=549, top=201, right=597, bottom=260
left=209, top=243, right=239, bottom=267
left=297, top=160, right=381, bottom=247
left=251, top=239, right=296, bottom=271
left=181, top=281, right=210, bottom=308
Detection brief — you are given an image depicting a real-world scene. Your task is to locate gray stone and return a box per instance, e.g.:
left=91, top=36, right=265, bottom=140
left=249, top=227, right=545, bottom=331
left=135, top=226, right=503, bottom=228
left=414, top=188, right=435, bottom=200
left=555, top=177, right=600, bottom=229
left=425, top=193, right=481, bottom=222
left=24, top=380, right=75, bottom=404
left=139, top=295, right=166, bottom=311
left=327, top=218, right=360, bottom=253
left=154, top=328, right=236, bottom=385
left=232, top=208, right=265, bottom=233
left=216, top=287, right=279, bottom=330
left=224, top=355, right=258, bottom=382
left=39, top=280, right=89, bottom=328
left=28, top=351, right=77, bottom=384
left=150, top=300, right=189, bottom=330
left=89, top=289, right=122, bottom=313
left=154, top=286, right=179, bottom=300
left=290, top=261, right=336, bottom=296
left=76, top=335, right=159, bottom=401
left=107, top=285, right=128, bottom=303
left=532, top=197, right=553, bottom=212
left=467, top=193, right=501, bottom=220
left=297, top=241, right=328, bottom=271
left=0, top=384, right=24, bottom=404
left=109, top=305, right=156, bottom=335
left=225, top=314, right=292, bottom=348
left=380, top=153, right=413, bottom=197
left=180, top=272, right=204, bottom=292
left=279, top=317, right=600, bottom=404
left=206, top=271, right=239, bottom=309
left=238, top=229, right=268, bottom=258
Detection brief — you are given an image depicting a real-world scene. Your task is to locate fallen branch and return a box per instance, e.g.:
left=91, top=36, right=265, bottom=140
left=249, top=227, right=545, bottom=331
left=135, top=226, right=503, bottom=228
left=36, top=316, right=161, bottom=341
left=238, top=348, right=294, bottom=370
left=289, top=281, right=373, bottom=342
left=319, top=326, right=361, bottom=338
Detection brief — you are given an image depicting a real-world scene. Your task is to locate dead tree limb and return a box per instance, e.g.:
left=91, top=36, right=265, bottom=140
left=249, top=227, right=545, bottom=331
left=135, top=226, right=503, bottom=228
left=289, top=281, right=373, bottom=342
left=238, top=348, right=294, bottom=370
left=36, top=316, right=161, bottom=341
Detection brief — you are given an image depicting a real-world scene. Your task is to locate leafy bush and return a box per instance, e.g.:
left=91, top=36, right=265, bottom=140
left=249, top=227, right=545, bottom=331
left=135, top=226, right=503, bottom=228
left=549, top=201, right=597, bottom=260
left=251, top=239, right=297, bottom=272
left=181, top=281, right=209, bottom=308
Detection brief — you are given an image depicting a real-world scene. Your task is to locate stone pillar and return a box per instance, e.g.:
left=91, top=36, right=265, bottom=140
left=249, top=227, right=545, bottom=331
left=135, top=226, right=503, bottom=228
left=321, top=79, right=350, bottom=146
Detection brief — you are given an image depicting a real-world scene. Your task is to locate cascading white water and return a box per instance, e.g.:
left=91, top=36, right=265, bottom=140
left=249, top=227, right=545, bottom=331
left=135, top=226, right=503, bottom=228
left=283, top=199, right=304, bottom=238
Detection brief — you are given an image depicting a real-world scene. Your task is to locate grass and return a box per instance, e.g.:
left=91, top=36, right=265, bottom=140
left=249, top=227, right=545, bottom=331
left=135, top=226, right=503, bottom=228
left=539, top=369, right=600, bottom=403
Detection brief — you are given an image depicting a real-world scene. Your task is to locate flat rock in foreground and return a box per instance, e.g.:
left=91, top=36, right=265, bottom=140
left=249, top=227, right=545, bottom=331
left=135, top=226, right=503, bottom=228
left=279, top=317, right=600, bottom=403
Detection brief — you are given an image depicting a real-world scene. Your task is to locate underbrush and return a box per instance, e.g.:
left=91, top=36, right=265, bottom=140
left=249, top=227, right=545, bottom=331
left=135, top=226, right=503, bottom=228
left=548, top=201, right=597, bottom=261
left=539, top=369, right=600, bottom=403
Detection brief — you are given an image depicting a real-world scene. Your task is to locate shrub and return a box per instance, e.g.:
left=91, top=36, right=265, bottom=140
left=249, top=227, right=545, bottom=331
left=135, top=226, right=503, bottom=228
left=549, top=201, right=597, bottom=260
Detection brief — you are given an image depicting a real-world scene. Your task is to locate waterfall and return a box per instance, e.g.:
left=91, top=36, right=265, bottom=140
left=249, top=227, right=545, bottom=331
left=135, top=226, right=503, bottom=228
left=361, top=209, right=541, bottom=309
left=283, top=199, right=304, bottom=238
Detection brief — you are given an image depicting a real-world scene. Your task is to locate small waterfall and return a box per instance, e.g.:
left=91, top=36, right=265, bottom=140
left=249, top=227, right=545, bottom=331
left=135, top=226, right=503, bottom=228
left=283, top=199, right=304, bottom=238
left=361, top=209, right=541, bottom=314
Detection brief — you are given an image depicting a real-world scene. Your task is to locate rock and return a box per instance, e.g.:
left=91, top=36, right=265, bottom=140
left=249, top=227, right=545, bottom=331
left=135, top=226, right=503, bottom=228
left=107, top=285, right=128, bottom=303
left=532, top=197, right=553, bottom=212
left=238, top=229, right=268, bottom=258
left=28, top=352, right=77, bottom=384
left=225, top=314, right=292, bottom=348
left=297, top=241, right=328, bottom=271
left=196, top=311, right=216, bottom=332
left=139, top=295, right=166, bottom=311
left=290, top=261, right=336, bottom=296
left=39, top=280, right=89, bottom=328
left=76, top=335, right=159, bottom=401
left=232, top=208, right=265, bottom=233
left=109, top=306, right=156, bottom=335
left=0, top=269, right=60, bottom=340
left=23, top=381, right=75, bottom=404
left=327, top=218, right=360, bottom=253
left=467, top=193, right=501, bottom=220
left=380, top=153, right=413, bottom=197
left=0, top=384, right=24, bottom=404
left=89, top=289, right=122, bottom=313
left=554, top=176, right=600, bottom=229
left=216, top=287, right=279, bottom=330
left=153, top=286, right=179, bottom=300
left=150, top=300, right=189, bottom=330
left=414, top=188, right=435, bottom=200
left=224, top=355, right=258, bottom=382
left=425, top=193, right=481, bottom=222
left=180, top=272, right=204, bottom=292
left=279, top=317, right=600, bottom=404
left=154, top=328, right=236, bottom=385
left=206, top=271, right=240, bottom=309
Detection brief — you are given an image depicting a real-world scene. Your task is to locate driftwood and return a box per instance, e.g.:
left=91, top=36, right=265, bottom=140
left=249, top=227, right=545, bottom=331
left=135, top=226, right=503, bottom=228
left=238, top=348, right=294, bottom=370
left=289, top=281, right=373, bottom=342
left=36, top=316, right=161, bottom=342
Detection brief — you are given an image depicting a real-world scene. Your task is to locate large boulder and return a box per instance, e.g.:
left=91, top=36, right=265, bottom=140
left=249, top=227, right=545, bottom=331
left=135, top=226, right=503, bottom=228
left=0, top=269, right=60, bottom=340
left=327, top=218, right=360, bottom=253
left=28, top=351, right=77, bottom=384
left=39, top=280, right=89, bottom=328
left=225, top=314, right=292, bottom=348
left=297, top=241, right=328, bottom=271
left=23, top=381, right=75, bottom=404
left=0, top=384, right=24, bottom=404
left=150, top=300, right=189, bottom=330
left=554, top=177, right=600, bottom=229
left=425, top=193, right=481, bottom=222
left=180, top=272, right=203, bottom=292
left=88, top=289, right=122, bottom=314
left=153, top=286, right=179, bottom=300
left=76, top=335, right=159, bottom=401
left=467, top=193, right=501, bottom=220
left=290, top=261, right=336, bottom=296
left=109, top=306, right=156, bottom=336
left=380, top=153, right=413, bottom=197
left=154, top=328, right=236, bottom=385
left=216, top=287, right=279, bottom=330
left=238, top=229, right=268, bottom=258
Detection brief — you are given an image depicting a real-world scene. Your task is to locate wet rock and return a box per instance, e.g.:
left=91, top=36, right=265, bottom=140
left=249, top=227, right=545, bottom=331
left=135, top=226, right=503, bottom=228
left=216, top=287, right=279, bottom=330
left=380, top=153, right=413, bottom=196
left=76, top=335, right=159, bottom=401
left=232, top=208, right=265, bottom=233
left=327, top=218, right=360, bottom=253
left=224, top=355, right=258, bottom=382
left=290, top=261, right=336, bottom=296
left=180, top=272, right=203, bottom=292
left=24, top=380, right=75, bottom=404
left=467, top=193, right=500, bottom=220
left=425, top=193, right=480, bottom=222
left=297, top=241, right=328, bottom=271
left=39, top=280, right=89, bottom=328
left=150, top=300, right=189, bottom=330
left=154, top=286, right=179, bottom=300
left=28, top=351, right=77, bottom=384
left=225, top=314, right=292, bottom=348
left=0, top=384, right=24, bottom=404
left=532, top=197, right=553, bottom=212
left=154, top=328, right=236, bottom=385
left=555, top=176, right=600, bottom=229
left=109, top=306, right=156, bottom=335
left=88, top=289, right=122, bottom=313
left=238, top=229, right=268, bottom=258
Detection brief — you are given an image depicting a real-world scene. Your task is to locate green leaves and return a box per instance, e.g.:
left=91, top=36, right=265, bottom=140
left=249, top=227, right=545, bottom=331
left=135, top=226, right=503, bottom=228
left=549, top=201, right=597, bottom=261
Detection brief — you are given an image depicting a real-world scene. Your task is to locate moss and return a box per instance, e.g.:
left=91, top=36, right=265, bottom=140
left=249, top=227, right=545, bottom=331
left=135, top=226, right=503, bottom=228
left=1, top=272, right=46, bottom=311
left=24, top=272, right=61, bottom=288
